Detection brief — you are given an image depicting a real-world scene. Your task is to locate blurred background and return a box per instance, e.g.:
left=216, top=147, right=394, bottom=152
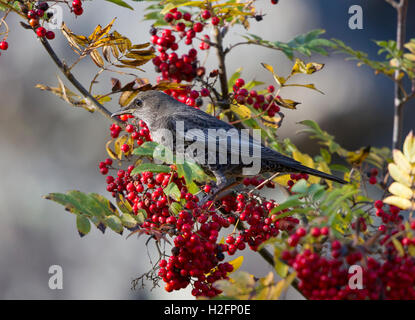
left=0, top=0, right=414, bottom=299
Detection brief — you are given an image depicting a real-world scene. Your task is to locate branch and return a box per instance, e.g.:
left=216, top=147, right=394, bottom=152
left=224, top=41, right=283, bottom=56
left=38, top=36, right=124, bottom=126
left=391, top=0, right=408, bottom=150
left=385, top=0, right=399, bottom=9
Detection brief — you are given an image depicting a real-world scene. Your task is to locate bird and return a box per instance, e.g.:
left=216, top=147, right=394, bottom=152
left=112, top=90, right=346, bottom=202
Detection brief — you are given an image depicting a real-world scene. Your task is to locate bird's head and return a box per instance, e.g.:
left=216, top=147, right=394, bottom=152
left=111, top=90, right=168, bottom=125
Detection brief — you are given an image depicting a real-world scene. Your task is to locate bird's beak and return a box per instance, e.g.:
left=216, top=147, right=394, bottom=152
left=111, top=108, right=133, bottom=118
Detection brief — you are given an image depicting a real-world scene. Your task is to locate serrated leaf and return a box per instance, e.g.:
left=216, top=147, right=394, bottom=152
left=130, top=163, right=171, bottom=175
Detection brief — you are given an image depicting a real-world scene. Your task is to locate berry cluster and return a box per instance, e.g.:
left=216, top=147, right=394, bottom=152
left=281, top=200, right=415, bottom=300
left=149, top=7, right=223, bottom=106
left=72, top=0, right=84, bottom=16
left=368, top=168, right=379, bottom=185
left=98, top=116, right=306, bottom=296
left=232, top=78, right=281, bottom=117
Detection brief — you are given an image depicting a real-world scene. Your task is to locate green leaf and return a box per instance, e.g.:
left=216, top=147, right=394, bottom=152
left=169, top=202, right=182, bottom=216
left=270, top=195, right=302, bottom=216
left=76, top=215, right=91, bottom=237
left=120, top=213, right=139, bottom=230
left=164, top=183, right=181, bottom=201
left=291, top=179, right=308, bottom=194
left=105, top=0, right=134, bottom=10
left=105, top=215, right=123, bottom=234
left=132, top=141, right=159, bottom=156
left=131, top=163, right=171, bottom=175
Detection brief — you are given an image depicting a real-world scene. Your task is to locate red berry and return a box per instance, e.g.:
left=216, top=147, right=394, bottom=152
left=36, top=27, right=46, bottom=37
left=0, top=41, right=8, bottom=50
left=267, top=85, right=275, bottom=93
left=369, top=176, right=377, bottom=185
left=121, top=144, right=130, bottom=153
left=73, top=6, right=83, bottom=16
left=193, top=22, right=203, bottom=33
left=183, top=12, right=191, bottom=21
left=72, top=0, right=82, bottom=7
left=201, top=10, right=211, bottom=20
left=374, top=200, right=383, bottom=209
left=311, top=227, right=321, bottom=237
left=45, top=31, right=55, bottom=40
left=235, top=78, right=245, bottom=88
left=211, top=16, right=220, bottom=25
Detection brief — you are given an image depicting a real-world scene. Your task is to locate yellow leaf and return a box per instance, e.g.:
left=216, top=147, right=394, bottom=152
left=404, top=53, right=415, bottom=62
left=228, top=256, right=244, bottom=274
left=403, top=131, right=415, bottom=163
left=114, top=135, right=128, bottom=160
left=383, top=195, right=412, bottom=210
left=231, top=104, right=252, bottom=119
left=90, top=49, right=104, bottom=67
left=261, top=63, right=286, bottom=86
left=293, top=150, right=314, bottom=169
left=317, top=161, right=333, bottom=188
left=388, top=163, right=412, bottom=187
left=271, top=272, right=297, bottom=300
left=283, top=83, right=324, bottom=94
left=393, top=149, right=412, bottom=173
left=409, top=245, right=415, bottom=257
left=106, top=140, right=117, bottom=160
left=88, top=18, right=116, bottom=42
left=293, top=150, right=319, bottom=184
left=404, top=41, right=415, bottom=54
left=291, top=59, right=324, bottom=75
left=274, top=96, right=301, bottom=110
left=392, top=238, right=405, bottom=257
left=389, top=182, right=413, bottom=200
left=274, top=174, right=290, bottom=186
left=346, top=146, right=371, bottom=165
left=274, top=248, right=288, bottom=278
left=260, top=115, right=282, bottom=129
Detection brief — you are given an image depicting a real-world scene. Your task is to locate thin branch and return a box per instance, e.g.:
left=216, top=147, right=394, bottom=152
left=38, top=36, right=124, bottom=126
left=385, top=0, right=399, bottom=9
left=391, top=0, right=409, bottom=150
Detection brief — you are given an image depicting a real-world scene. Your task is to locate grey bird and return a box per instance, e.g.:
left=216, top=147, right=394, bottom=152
left=112, top=90, right=346, bottom=201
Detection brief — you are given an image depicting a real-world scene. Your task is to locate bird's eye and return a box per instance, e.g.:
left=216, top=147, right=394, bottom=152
left=134, top=99, right=143, bottom=107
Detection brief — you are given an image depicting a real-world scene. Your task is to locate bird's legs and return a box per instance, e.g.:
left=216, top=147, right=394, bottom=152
left=200, top=171, right=239, bottom=206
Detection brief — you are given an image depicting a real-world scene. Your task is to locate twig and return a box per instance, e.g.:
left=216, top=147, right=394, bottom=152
left=388, top=0, right=409, bottom=150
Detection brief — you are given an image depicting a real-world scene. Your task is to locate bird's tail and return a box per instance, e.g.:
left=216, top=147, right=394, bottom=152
left=287, top=162, right=347, bottom=184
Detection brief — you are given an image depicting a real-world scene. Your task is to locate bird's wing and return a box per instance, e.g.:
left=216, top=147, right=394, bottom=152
left=166, top=114, right=265, bottom=160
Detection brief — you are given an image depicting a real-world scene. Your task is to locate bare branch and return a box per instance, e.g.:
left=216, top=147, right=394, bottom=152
left=391, top=0, right=408, bottom=150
